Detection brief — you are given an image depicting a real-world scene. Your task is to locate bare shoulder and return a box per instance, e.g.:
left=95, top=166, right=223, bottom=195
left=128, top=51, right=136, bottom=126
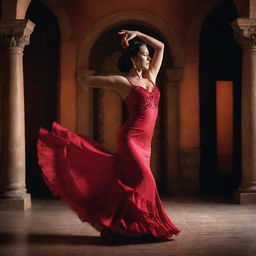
left=109, top=75, right=133, bottom=100
left=107, top=75, right=130, bottom=86
left=106, top=75, right=132, bottom=93
left=115, top=74, right=133, bottom=87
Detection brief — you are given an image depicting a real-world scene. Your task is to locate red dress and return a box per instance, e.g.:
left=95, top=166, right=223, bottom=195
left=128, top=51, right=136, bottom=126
left=37, top=78, right=181, bottom=239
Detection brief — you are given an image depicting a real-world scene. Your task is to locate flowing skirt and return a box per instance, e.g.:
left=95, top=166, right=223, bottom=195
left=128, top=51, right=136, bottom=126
left=37, top=122, right=181, bottom=239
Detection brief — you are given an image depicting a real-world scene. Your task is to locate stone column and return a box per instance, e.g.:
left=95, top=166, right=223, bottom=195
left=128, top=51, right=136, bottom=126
left=0, top=20, right=35, bottom=210
left=231, top=18, right=256, bottom=203
left=76, top=69, right=95, bottom=136
left=164, top=68, right=182, bottom=195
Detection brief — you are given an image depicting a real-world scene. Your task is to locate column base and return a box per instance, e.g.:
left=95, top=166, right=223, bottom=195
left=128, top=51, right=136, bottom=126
left=0, top=193, right=31, bottom=210
left=234, top=191, right=256, bottom=204
left=178, top=148, right=201, bottom=195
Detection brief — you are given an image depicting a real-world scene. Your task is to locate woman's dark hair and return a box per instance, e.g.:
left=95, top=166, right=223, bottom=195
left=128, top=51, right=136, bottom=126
left=117, top=40, right=146, bottom=73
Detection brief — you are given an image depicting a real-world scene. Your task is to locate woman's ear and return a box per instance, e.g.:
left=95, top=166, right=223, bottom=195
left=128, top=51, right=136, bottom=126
left=131, top=58, right=137, bottom=69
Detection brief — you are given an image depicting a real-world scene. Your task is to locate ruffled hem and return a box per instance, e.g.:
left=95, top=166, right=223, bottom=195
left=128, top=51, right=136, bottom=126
left=106, top=188, right=181, bottom=239
left=37, top=122, right=181, bottom=239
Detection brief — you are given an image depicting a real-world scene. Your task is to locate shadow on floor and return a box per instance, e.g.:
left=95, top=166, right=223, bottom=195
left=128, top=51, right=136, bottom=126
left=161, top=195, right=238, bottom=205
left=0, top=232, right=174, bottom=246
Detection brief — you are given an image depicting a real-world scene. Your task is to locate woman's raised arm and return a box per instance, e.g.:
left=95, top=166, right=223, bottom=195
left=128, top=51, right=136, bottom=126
left=118, top=30, right=164, bottom=82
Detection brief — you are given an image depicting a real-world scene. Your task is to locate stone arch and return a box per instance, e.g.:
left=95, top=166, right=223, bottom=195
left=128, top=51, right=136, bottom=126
left=40, top=0, right=72, bottom=41
left=23, top=0, right=76, bottom=131
left=1, top=0, right=31, bottom=19
left=20, top=0, right=73, bottom=40
left=76, top=11, right=184, bottom=194
left=77, top=10, right=184, bottom=69
left=76, top=10, right=184, bottom=135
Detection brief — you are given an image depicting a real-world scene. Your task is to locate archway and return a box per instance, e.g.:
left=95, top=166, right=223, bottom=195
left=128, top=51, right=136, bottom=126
left=24, top=0, right=60, bottom=197
left=199, top=0, right=242, bottom=195
left=77, top=11, right=183, bottom=69
left=90, top=25, right=170, bottom=190
left=77, top=11, right=184, bottom=194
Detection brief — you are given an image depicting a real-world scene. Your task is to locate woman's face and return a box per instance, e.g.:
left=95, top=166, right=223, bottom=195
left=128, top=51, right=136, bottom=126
left=132, top=44, right=151, bottom=71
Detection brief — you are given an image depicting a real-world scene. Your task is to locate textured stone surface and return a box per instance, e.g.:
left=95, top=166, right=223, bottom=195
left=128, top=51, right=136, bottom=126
left=0, top=193, right=31, bottom=210
left=231, top=18, right=256, bottom=200
left=0, top=19, right=34, bottom=206
left=234, top=191, right=256, bottom=204
left=0, top=196, right=256, bottom=256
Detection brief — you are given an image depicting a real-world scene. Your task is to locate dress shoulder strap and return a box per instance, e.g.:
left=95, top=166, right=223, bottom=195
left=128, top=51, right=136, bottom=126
left=124, top=76, right=134, bottom=87
left=145, top=77, right=156, bottom=87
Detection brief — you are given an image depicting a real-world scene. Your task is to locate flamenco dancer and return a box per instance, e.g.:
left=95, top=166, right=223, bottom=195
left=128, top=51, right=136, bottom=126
left=37, top=30, right=181, bottom=241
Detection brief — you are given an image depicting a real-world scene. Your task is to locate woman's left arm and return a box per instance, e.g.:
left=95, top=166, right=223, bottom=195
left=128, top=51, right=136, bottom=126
left=119, top=30, right=164, bottom=82
left=137, top=32, right=164, bottom=82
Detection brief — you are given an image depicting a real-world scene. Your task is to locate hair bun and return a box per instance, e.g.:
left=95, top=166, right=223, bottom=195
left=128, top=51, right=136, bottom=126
left=117, top=40, right=146, bottom=73
left=117, top=55, right=132, bottom=73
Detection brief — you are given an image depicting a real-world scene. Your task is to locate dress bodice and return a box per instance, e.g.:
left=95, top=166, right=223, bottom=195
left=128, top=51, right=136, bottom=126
left=124, top=80, right=160, bottom=112
left=117, top=79, right=160, bottom=145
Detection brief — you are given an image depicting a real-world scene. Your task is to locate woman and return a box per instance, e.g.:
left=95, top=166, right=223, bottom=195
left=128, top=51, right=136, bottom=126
left=37, top=30, right=181, bottom=241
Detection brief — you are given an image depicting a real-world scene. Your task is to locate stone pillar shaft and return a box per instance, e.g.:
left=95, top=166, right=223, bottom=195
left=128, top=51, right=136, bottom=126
left=1, top=47, right=26, bottom=198
left=241, top=49, right=256, bottom=187
left=232, top=18, right=256, bottom=203
left=164, top=69, right=182, bottom=195
left=0, top=20, right=34, bottom=210
left=76, top=69, right=95, bottom=135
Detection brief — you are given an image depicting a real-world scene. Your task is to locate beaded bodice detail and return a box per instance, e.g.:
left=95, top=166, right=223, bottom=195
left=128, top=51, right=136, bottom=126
left=124, top=84, right=160, bottom=111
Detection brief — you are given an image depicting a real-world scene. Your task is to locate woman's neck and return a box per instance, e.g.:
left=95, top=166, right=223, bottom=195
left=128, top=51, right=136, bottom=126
left=128, top=68, right=143, bottom=80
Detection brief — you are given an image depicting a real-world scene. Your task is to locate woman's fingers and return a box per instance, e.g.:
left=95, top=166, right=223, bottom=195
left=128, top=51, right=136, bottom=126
left=121, top=34, right=127, bottom=45
left=118, top=29, right=128, bottom=34
left=118, top=30, right=136, bottom=48
left=126, top=33, right=135, bottom=42
left=120, top=35, right=124, bottom=44
left=120, top=34, right=129, bottom=49
left=124, top=34, right=128, bottom=42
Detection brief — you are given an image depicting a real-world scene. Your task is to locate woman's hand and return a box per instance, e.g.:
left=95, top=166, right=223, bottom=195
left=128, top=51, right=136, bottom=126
left=76, top=69, right=95, bottom=91
left=118, top=30, right=140, bottom=49
left=119, top=30, right=164, bottom=82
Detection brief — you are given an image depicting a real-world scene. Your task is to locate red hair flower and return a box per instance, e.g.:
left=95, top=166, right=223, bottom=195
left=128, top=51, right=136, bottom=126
left=121, top=41, right=128, bottom=49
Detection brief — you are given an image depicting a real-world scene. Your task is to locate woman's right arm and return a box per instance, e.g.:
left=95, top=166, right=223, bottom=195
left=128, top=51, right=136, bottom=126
left=77, top=71, right=125, bottom=91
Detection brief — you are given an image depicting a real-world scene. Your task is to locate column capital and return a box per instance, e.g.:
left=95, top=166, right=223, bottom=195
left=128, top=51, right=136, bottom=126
left=0, top=19, right=35, bottom=49
left=231, top=18, right=256, bottom=49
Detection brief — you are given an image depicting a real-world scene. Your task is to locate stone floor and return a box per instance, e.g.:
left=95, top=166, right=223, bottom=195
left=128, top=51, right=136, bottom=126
left=0, top=196, right=256, bottom=256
